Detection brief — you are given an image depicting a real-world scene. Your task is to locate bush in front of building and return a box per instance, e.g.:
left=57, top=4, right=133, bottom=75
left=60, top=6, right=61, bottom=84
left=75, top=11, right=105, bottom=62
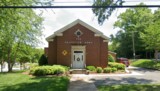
left=96, top=67, right=103, bottom=73
left=103, top=67, right=112, bottom=73
left=86, top=66, right=96, bottom=72
left=103, top=67, right=117, bottom=73
left=108, top=62, right=125, bottom=70
left=108, top=54, right=115, bottom=62
left=29, top=65, right=67, bottom=76
left=38, top=54, right=48, bottom=66
left=111, top=67, right=117, bottom=72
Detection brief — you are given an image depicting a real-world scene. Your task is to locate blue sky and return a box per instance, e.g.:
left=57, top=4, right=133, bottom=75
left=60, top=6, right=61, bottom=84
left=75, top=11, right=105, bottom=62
left=37, top=0, right=159, bottom=48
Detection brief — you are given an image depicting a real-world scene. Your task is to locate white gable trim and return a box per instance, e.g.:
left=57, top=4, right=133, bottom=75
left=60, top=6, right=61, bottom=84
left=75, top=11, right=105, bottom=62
left=46, top=19, right=109, bottom=41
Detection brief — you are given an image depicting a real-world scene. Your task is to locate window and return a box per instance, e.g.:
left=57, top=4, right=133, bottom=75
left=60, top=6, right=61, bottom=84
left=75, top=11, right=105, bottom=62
left=74, top=29, right=83, bottom=37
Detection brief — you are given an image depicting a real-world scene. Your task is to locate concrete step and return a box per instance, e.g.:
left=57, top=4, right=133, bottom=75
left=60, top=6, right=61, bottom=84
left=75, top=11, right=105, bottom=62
left=70, top=69, right=87, bottom=74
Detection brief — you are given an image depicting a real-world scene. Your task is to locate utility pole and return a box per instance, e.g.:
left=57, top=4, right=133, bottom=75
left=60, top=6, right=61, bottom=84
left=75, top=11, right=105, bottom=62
left=132, top=31, right=136, bottom=60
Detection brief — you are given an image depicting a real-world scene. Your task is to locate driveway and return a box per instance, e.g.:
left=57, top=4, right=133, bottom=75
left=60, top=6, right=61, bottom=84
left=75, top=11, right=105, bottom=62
left=90, top=66, right=160, bottom=86
left=68, top=67, right=160, bottom=91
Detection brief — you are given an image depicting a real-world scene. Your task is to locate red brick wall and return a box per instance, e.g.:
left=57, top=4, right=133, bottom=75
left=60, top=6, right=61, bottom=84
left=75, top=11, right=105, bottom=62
left=48, top=37, right=57, bottom=64
left=47, top=23, right=108, bottom=68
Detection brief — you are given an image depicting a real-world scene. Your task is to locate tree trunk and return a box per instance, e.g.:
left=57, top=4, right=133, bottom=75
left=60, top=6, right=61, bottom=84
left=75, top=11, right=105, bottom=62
left=1, top=63, right=2, bottom=72
left=155, top=50, right=158, bottom=61
left=7, top=48, right=12, bottom=72
left=20, top=63, right=23, bottom=70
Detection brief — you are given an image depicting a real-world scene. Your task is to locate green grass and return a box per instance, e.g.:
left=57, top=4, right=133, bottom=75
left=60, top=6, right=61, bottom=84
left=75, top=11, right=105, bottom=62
left=98, top=84, right=160, bottom=91
left=131, top=59, right=160, bottom=70
left=0, top=72, right=69, bottom=91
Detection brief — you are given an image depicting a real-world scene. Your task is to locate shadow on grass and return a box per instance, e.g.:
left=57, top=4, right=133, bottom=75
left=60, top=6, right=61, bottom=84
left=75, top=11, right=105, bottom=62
left=0, top=76, right=69, bottom=91
left=91, top=77, right=154, bottom=86
left=98, top=84, right=160, bottom=91
left=68, top=79, right=97, bottom=91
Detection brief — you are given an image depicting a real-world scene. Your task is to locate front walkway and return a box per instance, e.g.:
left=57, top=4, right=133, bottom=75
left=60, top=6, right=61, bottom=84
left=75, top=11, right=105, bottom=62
left=67, top=75, right=98, bottom=91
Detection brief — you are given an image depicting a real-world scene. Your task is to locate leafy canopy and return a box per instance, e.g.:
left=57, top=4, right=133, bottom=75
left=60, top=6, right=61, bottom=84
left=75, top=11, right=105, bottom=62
left=92, top=0, right=124, bottom=25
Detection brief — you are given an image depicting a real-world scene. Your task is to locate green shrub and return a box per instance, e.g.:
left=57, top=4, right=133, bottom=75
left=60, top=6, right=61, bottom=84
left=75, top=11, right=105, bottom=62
left=111, top=67, right=117, bottom=72
left=53, top=65, right=66, bottom=74
left=108, top=54, right=115, bottom=62
left=96, top=67, right=103, bottom=73
left=29, top=63, right=38, bottom=69
left=38, top=54, right=48, bottom=66
left=86, top=66, right=96, bottom=72
left=34, top=67, right=47, bottom=76
left=108, top=62, right=125, bottom=70
left=103, top=67, right=112, bottom=73
left=29, top=65, right=67, bottom=76
left=103, top=67, right=117, bottom=73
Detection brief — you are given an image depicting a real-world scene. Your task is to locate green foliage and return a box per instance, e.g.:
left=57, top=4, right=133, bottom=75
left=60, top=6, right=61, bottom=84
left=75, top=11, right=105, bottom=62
left=108, top=62, right=125, bottom=70
left=92, top=0, right=124, bottom=24
left=38, top=54, right=48, bottom=66
left=29, top=65, right=68, bottom=76
left=108, top=54, right=115, bottom=62
left=103, top=67, right=112, bottom=73
left=0, top=72, right=69, bottom=91
left=98, top=84, right=160, bottom=91
left=111, top=4, right=154, bottom=58
left=140, top=9, right=160, bottom=60
left=0, top=0, right=46, bottom=71
left=103, top=67, right=117, bottom=73
left=111, top=67, right=118, bottom=72
left=29, top=63, right=38, bottom=69
left=86, top=66, right=96, bottom=72
left=131, top=59, right=160, bottom=70
left=96, top=67, right=103, bottom=73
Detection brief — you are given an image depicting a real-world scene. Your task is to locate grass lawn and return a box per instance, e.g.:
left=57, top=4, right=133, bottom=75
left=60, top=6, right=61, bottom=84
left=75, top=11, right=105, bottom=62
left=131, top=59, right=160, bottom=70
left=0, top=71, right=69, bottom=91
left=98, top=84, right=160, bottom=91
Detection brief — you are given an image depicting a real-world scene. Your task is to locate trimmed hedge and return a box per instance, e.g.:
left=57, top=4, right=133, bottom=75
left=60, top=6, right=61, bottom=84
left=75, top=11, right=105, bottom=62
left=108, top=62, right=125, bottom=70
left=96, top=67, right=103, bottom=73
left=29, top=65, right=69, bottom=76
left=103, top=67, right=112, bottom=73
left=103, top=67, right=117, bottom=73
left=86, top=66, right=96, bottom=72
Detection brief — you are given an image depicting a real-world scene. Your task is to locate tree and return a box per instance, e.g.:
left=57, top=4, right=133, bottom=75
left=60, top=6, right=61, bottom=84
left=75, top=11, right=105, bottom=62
left=140, top=14, right=160, bottom=60
left=38, top=54, right=48, bottom=66
left=0, top=0, right=45, bottom=72
left=112, top=4, right=153, bottom=58
left=92, top=0, right=124, bottom=24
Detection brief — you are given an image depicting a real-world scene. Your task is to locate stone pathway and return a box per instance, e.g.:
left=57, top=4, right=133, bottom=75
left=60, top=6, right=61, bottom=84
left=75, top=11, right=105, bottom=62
left=67, top=75, right=98, bottom=91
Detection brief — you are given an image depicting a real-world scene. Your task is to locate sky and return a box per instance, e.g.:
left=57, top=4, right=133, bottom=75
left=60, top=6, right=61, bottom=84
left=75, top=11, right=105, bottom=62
left=37, top=0, right=160, bottom=48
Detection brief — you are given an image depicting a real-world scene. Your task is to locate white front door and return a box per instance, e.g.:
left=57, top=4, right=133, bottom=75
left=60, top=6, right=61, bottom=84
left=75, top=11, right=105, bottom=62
left=72, top=46, right=85, bottom=69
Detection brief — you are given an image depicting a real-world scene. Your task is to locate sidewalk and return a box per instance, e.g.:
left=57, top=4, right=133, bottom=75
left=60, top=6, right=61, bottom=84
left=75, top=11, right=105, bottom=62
left=67, top=75, right=98, bottom=91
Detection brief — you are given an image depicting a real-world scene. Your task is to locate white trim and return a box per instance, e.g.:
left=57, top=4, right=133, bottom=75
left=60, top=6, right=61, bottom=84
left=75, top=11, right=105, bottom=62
left=94, top=34, right=101, bottom=36
left=71, top=46, right=86, bottom=69
left=46, top=19, right=109, bottom=42
left=103, top=40, right=108, bottom=42
left=48, top=39, right=54, bottom=41
left=56, top=33, right=63, bottom=36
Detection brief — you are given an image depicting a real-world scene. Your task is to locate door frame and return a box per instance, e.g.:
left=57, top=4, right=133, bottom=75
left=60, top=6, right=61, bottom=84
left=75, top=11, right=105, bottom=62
left=71, top=46, right=86, bottom=69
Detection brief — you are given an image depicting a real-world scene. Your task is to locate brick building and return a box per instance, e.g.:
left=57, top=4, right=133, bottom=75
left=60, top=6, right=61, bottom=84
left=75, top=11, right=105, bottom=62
left=45, top=19, right=109, bottom=69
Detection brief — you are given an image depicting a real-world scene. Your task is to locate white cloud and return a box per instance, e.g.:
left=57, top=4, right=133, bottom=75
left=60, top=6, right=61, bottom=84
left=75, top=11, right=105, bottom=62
left=37, top=0, right=160, bottom=48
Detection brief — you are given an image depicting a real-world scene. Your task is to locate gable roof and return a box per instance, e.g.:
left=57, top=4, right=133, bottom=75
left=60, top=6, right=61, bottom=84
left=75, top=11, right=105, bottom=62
left=46, top=19, right=109, bottom=41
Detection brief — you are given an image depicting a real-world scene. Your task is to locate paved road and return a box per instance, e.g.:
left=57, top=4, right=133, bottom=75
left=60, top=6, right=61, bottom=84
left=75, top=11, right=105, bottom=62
left=90, top=67, right=160, bottom=86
